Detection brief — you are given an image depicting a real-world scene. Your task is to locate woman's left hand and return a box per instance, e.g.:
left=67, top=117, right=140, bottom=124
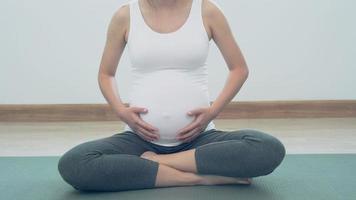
left=176, top=106, right=216, bottom=143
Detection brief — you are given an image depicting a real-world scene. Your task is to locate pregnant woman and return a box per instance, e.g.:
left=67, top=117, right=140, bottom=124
left=58, top=0, right=285, bottom=192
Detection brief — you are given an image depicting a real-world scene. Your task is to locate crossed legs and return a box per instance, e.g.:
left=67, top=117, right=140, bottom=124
left=141, top=129, right=285, bottom=187
left=141, top=149, right=253, bottom=187
left=57, top=129, right=285, bottom=191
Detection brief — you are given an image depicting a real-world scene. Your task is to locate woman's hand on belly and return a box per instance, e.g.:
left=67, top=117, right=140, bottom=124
left=118, top=106, right=160, bottom=141
left=175, top=106, right=216, bottom=143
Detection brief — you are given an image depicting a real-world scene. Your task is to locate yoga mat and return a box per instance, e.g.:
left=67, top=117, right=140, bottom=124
left=0, top=154, right=355, bottom=200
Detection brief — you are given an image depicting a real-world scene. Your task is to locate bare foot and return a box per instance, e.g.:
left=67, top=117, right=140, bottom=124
left=141, top=151, right=252, bottom=186
left=199, top=174, right=252, bottom=185
left=140, top=151, right=158, bottom=162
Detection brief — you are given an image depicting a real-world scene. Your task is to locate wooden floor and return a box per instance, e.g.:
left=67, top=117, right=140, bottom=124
left=1, top=117, right=356, bottom=156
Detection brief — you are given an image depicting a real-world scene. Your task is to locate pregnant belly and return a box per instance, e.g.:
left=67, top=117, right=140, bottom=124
left=128, top=70, right=210, bottom=144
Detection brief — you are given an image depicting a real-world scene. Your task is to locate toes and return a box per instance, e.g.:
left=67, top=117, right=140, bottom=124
left=236, top=178, right=252, bottom=185
left=243, top=178, right=252, bottom=185
left=140, top=151, right=157, bottom=159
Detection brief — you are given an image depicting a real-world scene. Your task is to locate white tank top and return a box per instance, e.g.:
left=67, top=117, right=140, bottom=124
left=123, top=0, right=216, bottom=146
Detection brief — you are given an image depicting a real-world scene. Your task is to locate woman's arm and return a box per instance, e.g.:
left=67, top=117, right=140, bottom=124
left=204, top=0, right=249, bottom=118
left=98, top=5, right=129, bottom=117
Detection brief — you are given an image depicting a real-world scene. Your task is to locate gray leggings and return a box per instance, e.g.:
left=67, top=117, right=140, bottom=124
left=57, top=128, right=285, bottom=192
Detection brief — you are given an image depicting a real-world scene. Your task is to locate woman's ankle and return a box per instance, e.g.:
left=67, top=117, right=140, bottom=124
left=180, top=172, right=205, bottom=186
left=198, top=174, right=252, bottom=185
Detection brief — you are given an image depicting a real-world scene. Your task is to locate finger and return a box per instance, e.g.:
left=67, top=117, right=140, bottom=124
left=135, top=116, right=159, bottom=132
left=176, top=117, right=199, bottom=135
left=134, top=129, right=153, bottom=142
left=137, top=124, right=160, bottom=139
left=177, top=120, right=200, bottom=137
left=187, top=107, right=204, bottom=116
left=176, top=122, right=193, bottom=136
left=178, top=127, right=199, bottom=140
left=177, top=128, right=197, bottom=140
left=136, top=127, right=158, bottom=141
left=138, top=125, right=160, bottom=140
left=131, top=106, right=148, bottom=113
left=176, top=115, right=199, bottom=135
left=134, top=128, right=152, bottom=141
left=180, top=127, right=202, bottom=142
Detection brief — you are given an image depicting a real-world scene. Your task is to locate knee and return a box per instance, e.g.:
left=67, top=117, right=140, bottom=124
left=242, top=129, right=286, bottom=175
left=57, top=146, right=90, bottom=191
left=264, top=134, right=286, bottom=172
left=260, top=132, right=286, bottom=175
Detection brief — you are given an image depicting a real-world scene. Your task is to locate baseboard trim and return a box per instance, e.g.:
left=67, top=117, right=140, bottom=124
left=0, top=100, right=355, bottom=122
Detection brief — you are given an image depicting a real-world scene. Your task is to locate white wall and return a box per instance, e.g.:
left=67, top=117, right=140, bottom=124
left=1, top=0, right=355, bottom=104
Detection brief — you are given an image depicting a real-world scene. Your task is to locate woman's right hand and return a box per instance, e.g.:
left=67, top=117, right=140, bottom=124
left=118, top=106, right=160, bottom=141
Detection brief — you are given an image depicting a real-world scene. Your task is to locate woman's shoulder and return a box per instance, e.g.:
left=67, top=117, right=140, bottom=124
left=112, top=2, right=130, bottom=24
left=202, top=0, right=225, bottom=20
left=110, top=2, right=131, bottom=42
left=202, top=0, right=227, bottom=39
